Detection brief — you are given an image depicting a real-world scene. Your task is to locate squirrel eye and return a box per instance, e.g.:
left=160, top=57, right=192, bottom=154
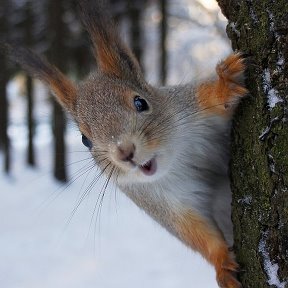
left=82, top=134, right=92, bottom=149
left=134, top=96, right=149, bottom=112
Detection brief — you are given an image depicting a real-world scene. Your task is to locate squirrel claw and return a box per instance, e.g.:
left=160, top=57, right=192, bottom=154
left=216, top=269, right=242, bottom=288
left=197, top=53, right=248, bottom=116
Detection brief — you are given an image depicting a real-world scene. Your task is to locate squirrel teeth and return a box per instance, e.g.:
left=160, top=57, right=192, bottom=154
left=139, top=157, right=157, bottom=176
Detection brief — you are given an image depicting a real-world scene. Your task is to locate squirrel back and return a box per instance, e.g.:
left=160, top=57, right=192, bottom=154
left=1, top=1, right=247, bottom=287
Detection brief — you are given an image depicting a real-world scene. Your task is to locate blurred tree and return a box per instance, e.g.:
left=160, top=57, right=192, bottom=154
left=160, top=0, right=168, bottom=85
left=24, top=0, right=35, bottom=166
left=217, top=0, right=288, bottom=287
left=0, top=0, right=11, bottom=173
left=66, top=1, right=93, bottom=79
left=127, top=0, right=145, bottom=71
left=109, top=0, right=147, bottom=72
left=47, top=0, right=68, bottom=182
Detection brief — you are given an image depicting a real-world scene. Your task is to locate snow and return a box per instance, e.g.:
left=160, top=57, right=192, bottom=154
left=259, top=126, right=271, bottom=141
left=268, top=154, right=276, bottom=174
left=277, top=56, right=284, bottom=66
left=267, top=89, right=283, bottom=109
left=262, top=69, right=283, bottom=110
left=238, top=195, right=252, bottom=205
left=229, top=22, right=240, bottom=37
left=262, top=13, right=285, bottom=109
left=268, top=11, right=280, bottom=40
left=258, top=233, right=287, bottom=288
left=259, top=117, right=280, bottom=141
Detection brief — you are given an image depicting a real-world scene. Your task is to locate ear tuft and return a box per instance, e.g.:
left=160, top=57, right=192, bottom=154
left=78, top=0, right=142, bottom=79
left=1, top=43, right=77, bottom=112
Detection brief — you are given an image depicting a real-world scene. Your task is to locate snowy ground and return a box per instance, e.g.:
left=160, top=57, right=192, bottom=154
left=0, top=133, right=218, bottom=288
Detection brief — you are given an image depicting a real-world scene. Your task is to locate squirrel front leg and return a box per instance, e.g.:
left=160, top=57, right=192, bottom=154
left=196, top=53, right=248, bottom=117
left=173, top=210, right=241, bottom=288
left=184, top=53, right=247, bottom=287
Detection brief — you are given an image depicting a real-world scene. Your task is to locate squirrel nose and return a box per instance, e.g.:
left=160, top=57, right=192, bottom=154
left=117, top=142, right=135, bottom=163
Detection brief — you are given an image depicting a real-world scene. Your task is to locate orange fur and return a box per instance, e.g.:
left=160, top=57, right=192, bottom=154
left=174, top=210, right=241, bottom=288
left=146, top=138, right=161, bottom=150
left=2, top=43, right=77, bottom=111
left=97, top=45, right=122, bottom=78
left=79, top=1, right=139, bottom=78
left=91, top=31, right=140, bottom=78
left=196, top=54, right=247, bottom=117
left=49, top=72, right=77, bottom=110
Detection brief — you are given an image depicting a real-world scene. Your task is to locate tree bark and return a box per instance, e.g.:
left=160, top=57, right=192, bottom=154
left=216, top=1, right=288, bottom=287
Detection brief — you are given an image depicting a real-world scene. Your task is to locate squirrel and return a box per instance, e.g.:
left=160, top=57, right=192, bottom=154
left=1, top=0, right=248, bottom=287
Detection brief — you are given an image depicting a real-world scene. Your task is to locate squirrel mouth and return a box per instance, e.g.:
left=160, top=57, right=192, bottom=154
left=139, top=157, right=157, bottom=176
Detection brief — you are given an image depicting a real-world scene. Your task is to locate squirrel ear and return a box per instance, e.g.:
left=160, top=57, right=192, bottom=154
left=1, top=43, right=77, bottom=112
left=79, top=0, right=142, bottom=79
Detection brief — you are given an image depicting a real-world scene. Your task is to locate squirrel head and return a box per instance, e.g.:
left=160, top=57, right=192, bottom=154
left=2, top=0, right=180, bottom=183
left=76, top=73, right=177, bottom=183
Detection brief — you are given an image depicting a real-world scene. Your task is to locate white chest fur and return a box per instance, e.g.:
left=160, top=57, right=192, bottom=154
left=119, top=115, right=234, bottom=246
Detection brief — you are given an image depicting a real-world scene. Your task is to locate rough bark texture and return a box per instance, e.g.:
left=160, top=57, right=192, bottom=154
left=216, top=1, right=288, bottom=287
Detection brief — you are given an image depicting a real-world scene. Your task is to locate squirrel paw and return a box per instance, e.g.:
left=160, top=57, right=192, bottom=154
left=215, top=53, right=248, bottom=110
left=217, top=270, right=242, bottom=288
left=197, top=53, right=248, bottom=116
left=216, top=260, right=242, bottom=288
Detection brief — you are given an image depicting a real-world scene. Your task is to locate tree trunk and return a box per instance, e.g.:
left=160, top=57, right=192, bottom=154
left=47, top=0, right=67, bottom=182
left=127, top=0, right=144, bottom=72
left=0, top=55, right=10, bottom=173
left=159, top=0, right=168, bottom=85
left=52, top=102, right=67, bottom=182
left=216, top=1, right=288, bottom=287
left=26, top=75, right=35, bottom=166
left=25, top=1, right=35, bottom=166
left=0, top=0, right=10, bottom=173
